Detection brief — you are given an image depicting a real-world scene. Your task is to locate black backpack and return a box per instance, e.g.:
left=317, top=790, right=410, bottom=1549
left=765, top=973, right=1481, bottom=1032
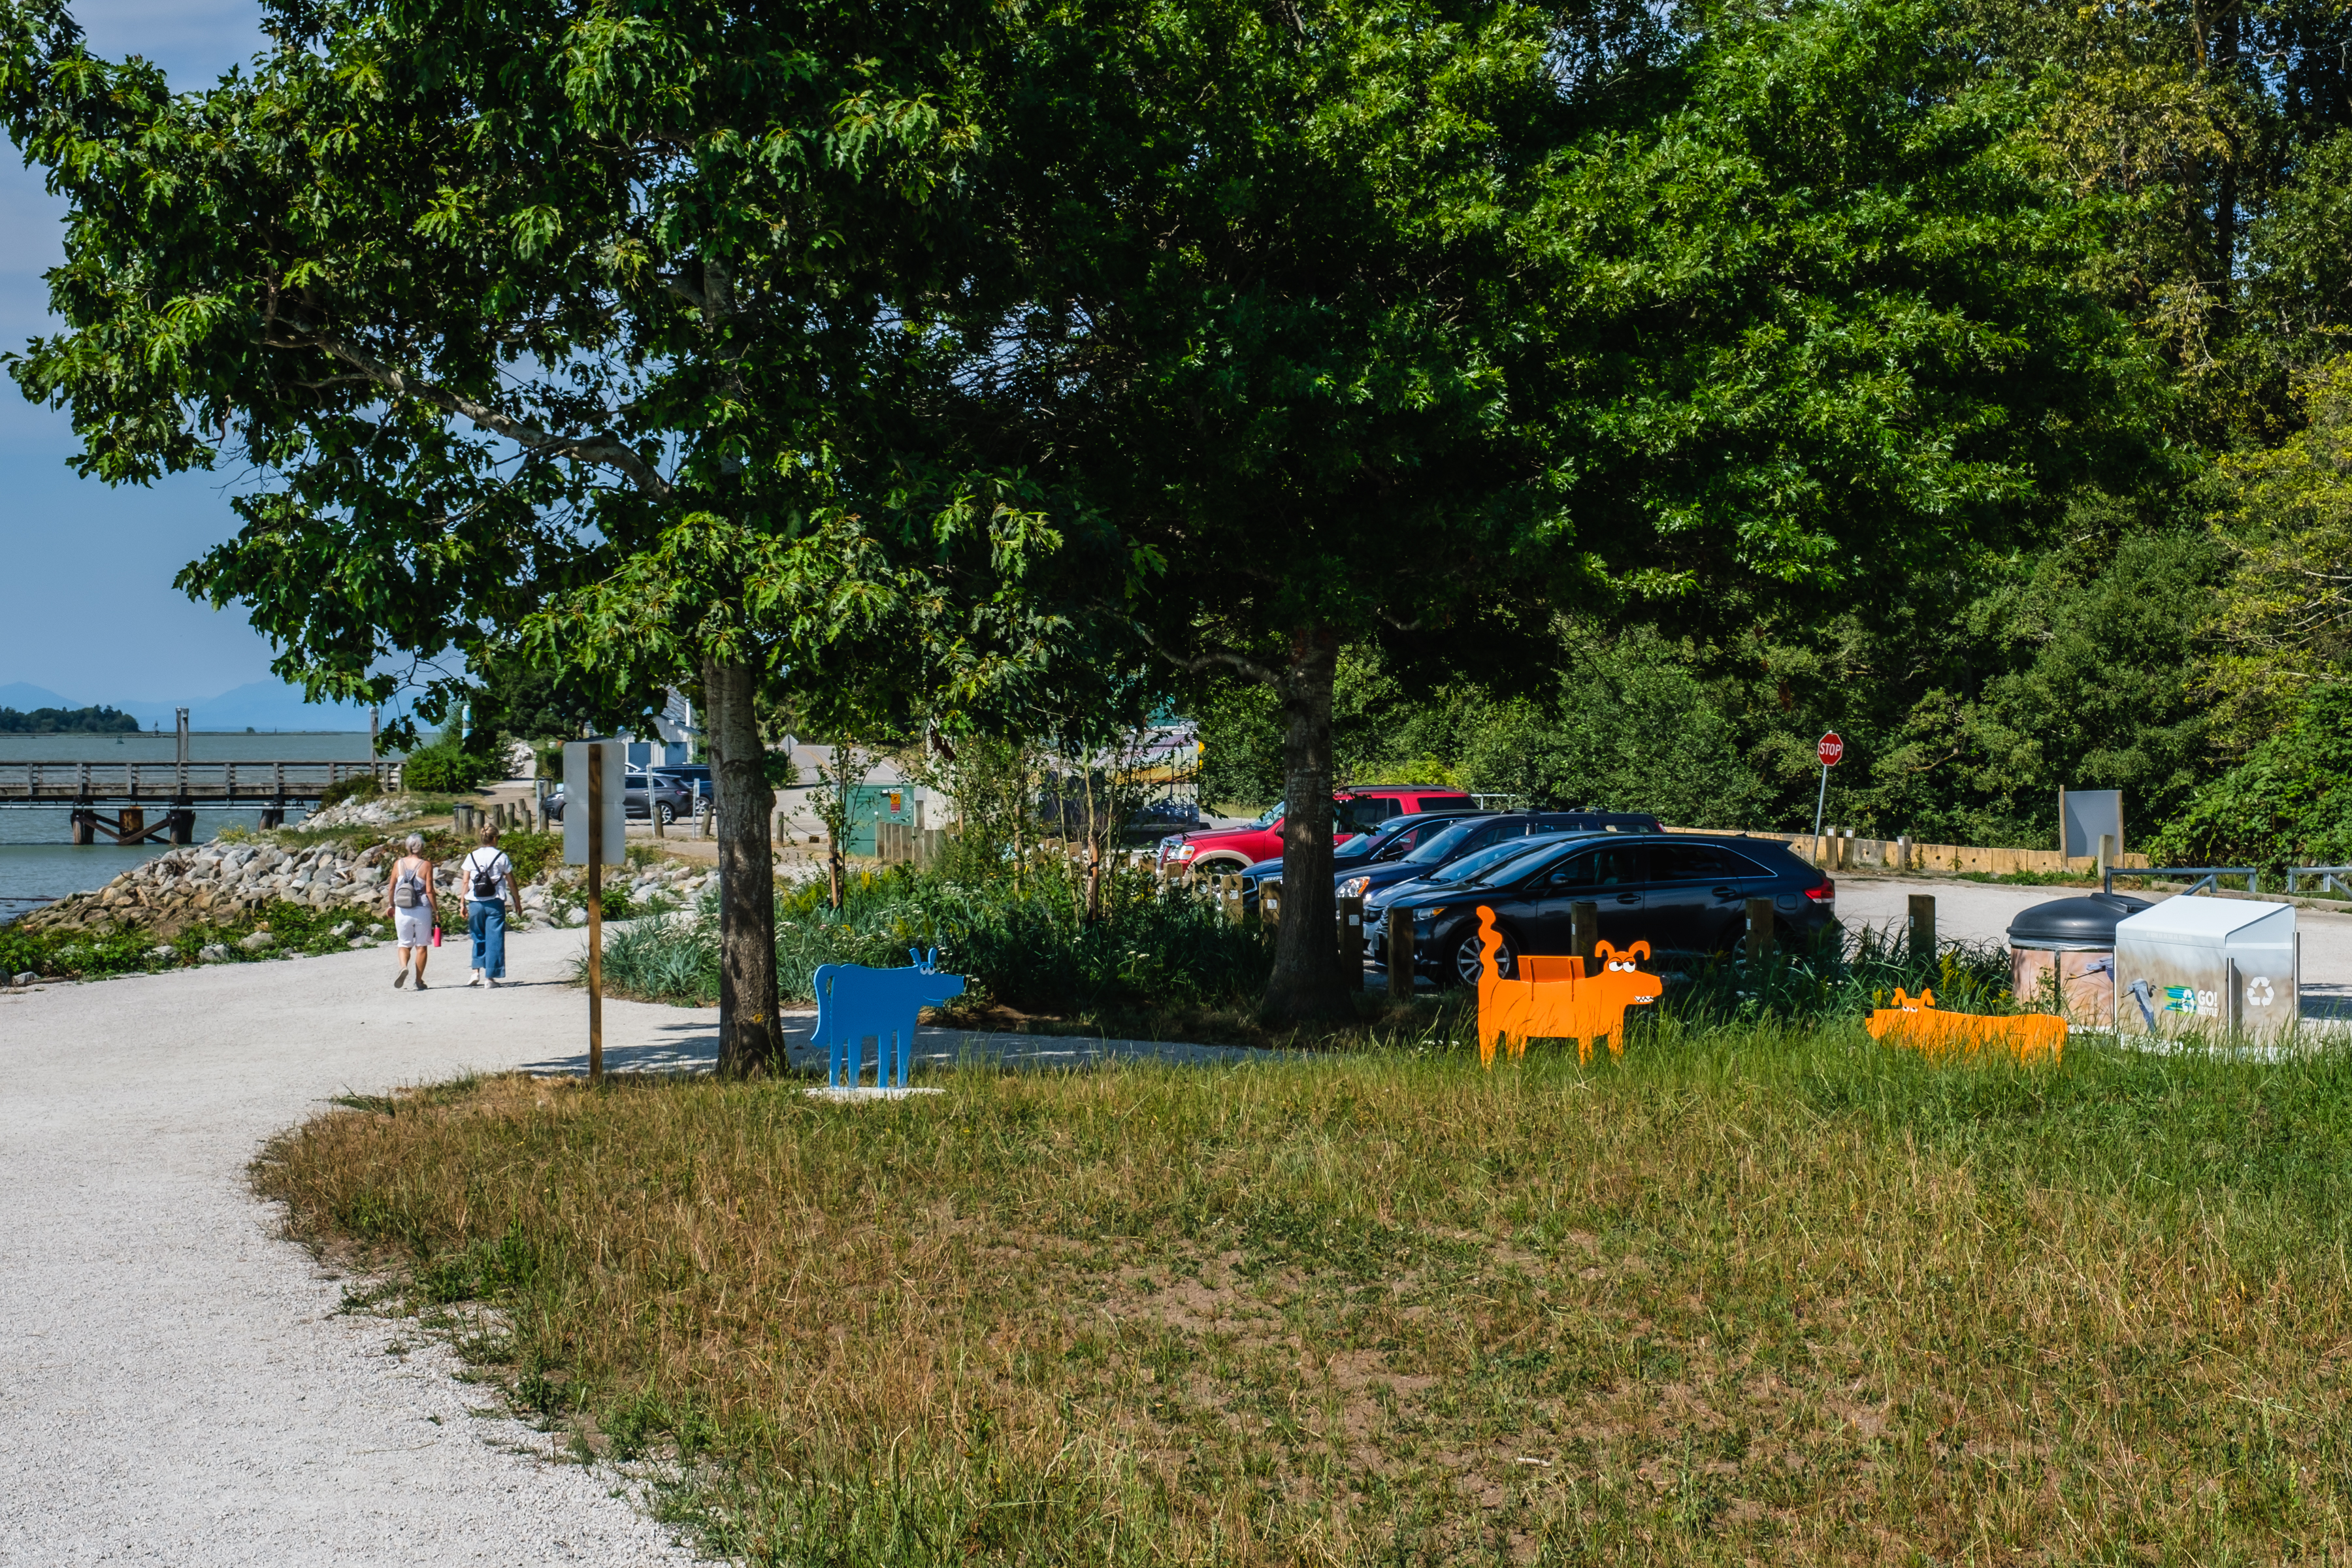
left=469, top=852, right=501, bottom=899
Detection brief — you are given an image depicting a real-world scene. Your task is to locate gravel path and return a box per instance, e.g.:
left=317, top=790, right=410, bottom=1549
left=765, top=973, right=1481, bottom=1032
left=0, top=928, right=716, bottom=1565
left=0, top=923, right=1274, bottom=1565
left=1835, top=875, right=2352, bottom=1021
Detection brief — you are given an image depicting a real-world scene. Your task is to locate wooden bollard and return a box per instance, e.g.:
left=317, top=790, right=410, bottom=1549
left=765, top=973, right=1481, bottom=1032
left=1746, top=898, right=1774, bottom=963
left=1337, top=895, right=1364, bottom=991
left=1386, top=907, right=1415, bottom=1001
left=1908, top=894, right=1936, bottom=966
left=1570, top=901, right=1599, bottom=967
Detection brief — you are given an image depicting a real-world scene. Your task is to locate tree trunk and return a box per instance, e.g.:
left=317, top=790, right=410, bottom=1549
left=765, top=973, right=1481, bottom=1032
left=704, top=654, right=781, bottom=1077
left=1262, top=623, right=1355, bottom=1023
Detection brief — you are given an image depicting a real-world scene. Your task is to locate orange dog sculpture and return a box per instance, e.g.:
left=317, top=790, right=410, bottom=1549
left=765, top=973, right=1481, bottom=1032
left=1475, top=906, right=1662, bottom=1066
left=1864, top=987, right=2066, bottom=1065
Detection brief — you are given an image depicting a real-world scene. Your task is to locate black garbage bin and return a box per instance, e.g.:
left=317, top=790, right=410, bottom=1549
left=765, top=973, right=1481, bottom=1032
left=2006, top=891, right=2152, bottom=1025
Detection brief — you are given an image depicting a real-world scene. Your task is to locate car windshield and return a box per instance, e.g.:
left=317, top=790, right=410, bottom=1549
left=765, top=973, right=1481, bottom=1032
left=1347, top=815, right=1422, bottom=855
left=1401, top=817, right=1494, bottom=866
left=1249, top=801, right=1284, bottom=829
left=1424, top=833, right=1569, bottom=887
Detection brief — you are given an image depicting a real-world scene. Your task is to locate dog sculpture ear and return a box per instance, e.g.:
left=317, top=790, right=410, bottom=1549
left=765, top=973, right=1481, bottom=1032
left=1593, top=940, right=1619, bottom=962
left=1625, top=941, right=1650, bottom=962
left=908, top=947, right=923, bottom=969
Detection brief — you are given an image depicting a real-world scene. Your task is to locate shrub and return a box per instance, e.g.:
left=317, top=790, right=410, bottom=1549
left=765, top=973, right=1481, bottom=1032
left=314, top=772, right=384, bottom=811
left=596, top=862, right=1273, bottom=1017
left=401, top=743, right=495, bottom=794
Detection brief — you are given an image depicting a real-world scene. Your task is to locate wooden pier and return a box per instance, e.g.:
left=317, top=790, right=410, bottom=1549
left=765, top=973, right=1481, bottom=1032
left=0, top=760, right=402, bottom=844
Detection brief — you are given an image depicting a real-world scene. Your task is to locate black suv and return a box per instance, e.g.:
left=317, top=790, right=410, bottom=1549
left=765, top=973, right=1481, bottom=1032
left=1366, top=832, right=1834, bottom=986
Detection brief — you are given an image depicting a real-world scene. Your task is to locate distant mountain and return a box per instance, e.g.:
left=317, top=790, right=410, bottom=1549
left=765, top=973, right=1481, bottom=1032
left=0, top=682, right=76, bottom=711
left=121, top=681, right=374, bottom=732
left=0, top=679, right=373, bottom=732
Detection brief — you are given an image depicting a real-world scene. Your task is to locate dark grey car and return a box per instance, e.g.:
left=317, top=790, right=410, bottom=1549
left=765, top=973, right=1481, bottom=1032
left=544, top=772, right=697, bottom=825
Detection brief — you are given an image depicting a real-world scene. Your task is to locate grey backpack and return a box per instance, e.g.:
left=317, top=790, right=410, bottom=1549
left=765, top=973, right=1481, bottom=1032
left=393, top=862, right=425, bottom=909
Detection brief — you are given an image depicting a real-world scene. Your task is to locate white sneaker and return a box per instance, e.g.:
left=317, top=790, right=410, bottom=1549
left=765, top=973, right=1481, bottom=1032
left=468, top=972, right=486, bottom=988
left=485, top=976, right=500, bottom=988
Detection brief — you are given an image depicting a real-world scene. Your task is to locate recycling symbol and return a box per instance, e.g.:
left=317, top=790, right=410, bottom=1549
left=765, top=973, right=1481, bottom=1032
left=2247, top=975, right=2276, bottom=1007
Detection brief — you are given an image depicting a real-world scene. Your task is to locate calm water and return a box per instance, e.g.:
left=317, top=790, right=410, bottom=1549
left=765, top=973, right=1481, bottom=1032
left=0, top=732, right=376, bottom=923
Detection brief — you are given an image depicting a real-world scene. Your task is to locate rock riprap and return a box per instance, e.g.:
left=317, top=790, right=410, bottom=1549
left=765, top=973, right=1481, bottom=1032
left=18, top=835, right=717, bottom=943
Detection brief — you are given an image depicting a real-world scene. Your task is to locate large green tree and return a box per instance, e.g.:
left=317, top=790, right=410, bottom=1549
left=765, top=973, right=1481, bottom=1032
left=1, top=0, right=1054, bottom=1071
left=992, top=0, right=2158, bottom=1019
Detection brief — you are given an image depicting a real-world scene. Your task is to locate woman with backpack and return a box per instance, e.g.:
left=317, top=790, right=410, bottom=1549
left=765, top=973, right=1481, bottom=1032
left=385, top=833, right=436, bottom=989
left=460, top=825, right=525, bottom=987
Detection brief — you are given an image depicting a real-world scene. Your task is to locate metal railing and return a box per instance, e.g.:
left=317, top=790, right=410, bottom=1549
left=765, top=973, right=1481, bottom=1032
left=2287, top=866, right=2352, bottom=898
left=2104, top=865, right=2261, bottom=896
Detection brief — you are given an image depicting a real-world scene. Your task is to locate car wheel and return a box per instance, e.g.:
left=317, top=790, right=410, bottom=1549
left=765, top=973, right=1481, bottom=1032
left=655, top=802, right=676, bottom=825
left=1450, top=923, right=1513, bottom=987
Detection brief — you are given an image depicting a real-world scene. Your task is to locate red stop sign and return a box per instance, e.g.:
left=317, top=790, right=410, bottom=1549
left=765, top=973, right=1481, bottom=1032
left=1818, top=732, right=1845, bottom=767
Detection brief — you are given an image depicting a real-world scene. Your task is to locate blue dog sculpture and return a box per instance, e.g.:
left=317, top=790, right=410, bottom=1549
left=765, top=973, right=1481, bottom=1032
left=812, top=949, right=968, bottom=1089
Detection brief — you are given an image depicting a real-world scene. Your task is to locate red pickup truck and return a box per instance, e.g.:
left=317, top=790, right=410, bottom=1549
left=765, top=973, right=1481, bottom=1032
left=1156, top=786, right=1478, bottom=875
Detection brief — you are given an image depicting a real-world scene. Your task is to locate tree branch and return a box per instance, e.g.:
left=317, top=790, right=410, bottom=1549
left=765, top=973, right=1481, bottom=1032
left=1130, top=617, right=1281, bottom=683
left=258, top=310, right=672, bottom=500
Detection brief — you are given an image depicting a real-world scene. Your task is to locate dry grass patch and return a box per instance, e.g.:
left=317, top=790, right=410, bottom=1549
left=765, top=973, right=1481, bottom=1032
left=258, top=1030, right=2352, bottom=1564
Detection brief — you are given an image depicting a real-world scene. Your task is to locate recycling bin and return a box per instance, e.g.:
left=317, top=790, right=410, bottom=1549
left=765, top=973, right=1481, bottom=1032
left=2006, top=891, right=2151, bottom=1026
left=2112, top=896, right=2299, bottom=1041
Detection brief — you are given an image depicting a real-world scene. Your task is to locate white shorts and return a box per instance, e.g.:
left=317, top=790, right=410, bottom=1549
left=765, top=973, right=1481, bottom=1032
left=394, top=907, right=432, bottom=948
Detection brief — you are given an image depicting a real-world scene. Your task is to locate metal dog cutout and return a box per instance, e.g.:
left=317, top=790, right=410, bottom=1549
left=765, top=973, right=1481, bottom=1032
left=812, top=948, right=968, bottom=1088
left=1865, top=986, right=2065, bottom=1066
left=1475, top=907, right=1661, bottom=1066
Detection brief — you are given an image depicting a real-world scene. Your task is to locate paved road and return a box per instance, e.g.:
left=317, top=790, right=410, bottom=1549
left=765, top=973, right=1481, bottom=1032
left=0, top=924, right=1273, bottom=1567
left=1835, top=875, right=2352, bottom=1021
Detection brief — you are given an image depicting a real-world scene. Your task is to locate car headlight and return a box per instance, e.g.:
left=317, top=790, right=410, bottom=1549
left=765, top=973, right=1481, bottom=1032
left=1413, top=905, right=1443, bottom=928
left=1338, top=875, right=1370, bottom=899
left=1173, top=844, right=1198, bottom=862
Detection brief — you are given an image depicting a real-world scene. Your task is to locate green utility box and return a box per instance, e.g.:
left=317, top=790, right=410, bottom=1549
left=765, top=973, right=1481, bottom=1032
left=839, top=784, right=919, bottom=855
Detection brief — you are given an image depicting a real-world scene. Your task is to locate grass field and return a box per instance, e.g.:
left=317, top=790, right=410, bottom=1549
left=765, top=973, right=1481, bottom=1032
left=258, top=1022, right=2352, bottom=1564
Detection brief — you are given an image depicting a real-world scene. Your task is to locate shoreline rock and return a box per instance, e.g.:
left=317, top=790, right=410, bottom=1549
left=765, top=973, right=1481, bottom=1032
left=17, top=826, right=718, bottom=943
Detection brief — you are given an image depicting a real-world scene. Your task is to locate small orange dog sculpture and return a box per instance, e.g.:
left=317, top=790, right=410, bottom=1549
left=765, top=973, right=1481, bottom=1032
left=1864, top=987, right=2066, bottom=1065
left=1475, top=906, right=1662, bottom=1066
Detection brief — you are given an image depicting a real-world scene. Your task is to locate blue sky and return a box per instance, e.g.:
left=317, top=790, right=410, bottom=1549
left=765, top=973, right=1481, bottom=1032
left=0, top=1, right=334, bottom=714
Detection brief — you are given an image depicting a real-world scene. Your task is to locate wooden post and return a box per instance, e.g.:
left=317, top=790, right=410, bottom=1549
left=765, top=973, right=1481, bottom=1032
left=119, top=806, right=144, bottom=843
left=1745, top=898, right=1774, bottom=964
left=586, top=748, right=605, bottom=1085
left=1908, top=894, right=1936, bottom=967
left=2098, top=832, right=2115, bottom=882
left=1337, top=895, right=1364, bottom=991
left=1262, top=881, right=1282, bottom=933
left=1387, top=906, right=1414, bottom=1002
left=70, top=809, right=93, bottom=847
left=1570, top=901, right=1599, bottom=967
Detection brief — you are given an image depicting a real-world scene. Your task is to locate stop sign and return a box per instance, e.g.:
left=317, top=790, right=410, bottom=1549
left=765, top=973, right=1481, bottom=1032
left=1818, top=732, right=1845, bottom=768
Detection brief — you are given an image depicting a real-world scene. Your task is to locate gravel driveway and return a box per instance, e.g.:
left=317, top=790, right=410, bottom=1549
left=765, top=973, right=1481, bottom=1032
left=0, top=928, right=714, bottom=1566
